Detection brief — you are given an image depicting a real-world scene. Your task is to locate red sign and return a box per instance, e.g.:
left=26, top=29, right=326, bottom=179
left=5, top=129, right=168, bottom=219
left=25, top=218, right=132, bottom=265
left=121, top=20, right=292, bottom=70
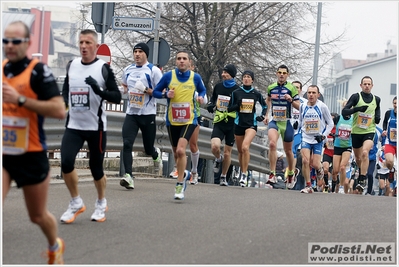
left=97, top=44, right=111, bottom=65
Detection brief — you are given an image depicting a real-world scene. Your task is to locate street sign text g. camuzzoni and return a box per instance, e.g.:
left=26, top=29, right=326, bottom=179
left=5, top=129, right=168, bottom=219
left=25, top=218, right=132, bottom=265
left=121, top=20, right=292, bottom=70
left=112, top=17, right=154, bottom=31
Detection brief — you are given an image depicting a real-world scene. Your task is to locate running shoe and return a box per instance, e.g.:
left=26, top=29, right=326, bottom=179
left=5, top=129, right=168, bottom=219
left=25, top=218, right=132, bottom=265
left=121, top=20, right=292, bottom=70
left=323, top=185, right=329, bottom=193
left=153, top=147, right=162, bottom=163
left=169, top=168, right=178, bottom=179
left=60, top=200, right=86, bottom=224
left=356, top=179, right=366, bottom=192
left=338, top=185, right=345, bottom=194
left=239, top=174, right=247, bottom=187
left=91, top=199, right=108, bottom=222
left=220, top=177, right=228, bottom=186
left=46, top=237, right=65, bottom=264
left=213, top=156, right=223, bottom=173
left=300, top=186, right=314, bottom=193
left=266, top=173, right=277, bottom=184
left=120, top=173, right=134, bottom=189
left=174, top=184, right=184, bottom=200
left=286, top=169, right=299, bottom=189
left=190, top=172, right=199, bottom=185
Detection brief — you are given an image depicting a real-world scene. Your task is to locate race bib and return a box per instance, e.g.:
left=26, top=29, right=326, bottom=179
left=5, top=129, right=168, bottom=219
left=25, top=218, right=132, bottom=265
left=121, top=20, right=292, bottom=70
left=216, top=95, right=230, bottom=112
left=304, top=118, right=319, bottom=134
left=171, top=102, right=191, bottom=123
left=129, top=91, right=145, bottom=108
left=326, top=137, right=334, bottom=150
left=240, top=99, right=254, bottom=114
left=70, top=86, right=90, bottom=111
left=356, top=113, right=372, bottom=129
left=338, top=125, right=352, bottom=140
left=389, top=128, right=397, bottom=141
left=273, top=106, right=287, bottom=121
left=2, top=116, right=29, bottom=155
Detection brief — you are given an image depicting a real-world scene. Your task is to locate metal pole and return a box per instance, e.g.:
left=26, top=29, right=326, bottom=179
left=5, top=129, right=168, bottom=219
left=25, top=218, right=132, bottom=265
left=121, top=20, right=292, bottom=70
left=101, top=2, right=108, bottom=44
left=152, top=3, right=161, bottom=65
left=312, top=2, right=322, bottom=85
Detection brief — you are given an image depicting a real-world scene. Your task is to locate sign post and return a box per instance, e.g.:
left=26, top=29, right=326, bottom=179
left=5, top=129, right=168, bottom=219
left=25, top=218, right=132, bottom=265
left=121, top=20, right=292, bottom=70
left=97, top=44, right=111, bottom=65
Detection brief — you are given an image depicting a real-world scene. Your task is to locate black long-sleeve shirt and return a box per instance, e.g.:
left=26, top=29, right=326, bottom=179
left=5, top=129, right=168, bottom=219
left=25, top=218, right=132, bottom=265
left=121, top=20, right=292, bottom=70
left=341, top=91, right=381, bottom=125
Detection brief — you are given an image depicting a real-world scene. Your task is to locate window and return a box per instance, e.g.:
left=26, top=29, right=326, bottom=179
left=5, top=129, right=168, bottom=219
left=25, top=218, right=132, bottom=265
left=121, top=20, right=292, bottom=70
left=390, top=84, right=397, bottom=95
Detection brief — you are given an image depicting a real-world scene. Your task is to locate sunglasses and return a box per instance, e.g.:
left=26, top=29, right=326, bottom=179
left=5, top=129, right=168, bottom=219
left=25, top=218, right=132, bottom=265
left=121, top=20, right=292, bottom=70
left=277, top=71, right=288, bottom=75
left=2, top=38, right=30, bottom=45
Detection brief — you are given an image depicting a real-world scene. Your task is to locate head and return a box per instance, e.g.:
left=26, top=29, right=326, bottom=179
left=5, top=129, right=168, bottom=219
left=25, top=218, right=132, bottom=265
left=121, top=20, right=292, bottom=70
left=222, top=64, right=237, bottom=80
left=79, top=29, right=99, bottom=63
left=3, top=21, right=31, bottom=63
left=360, top=76, right=373, bottom=94
left=306, top=85, right=320, bottom=105
left=393, top=96, right=397, bottom=111
left=175, top=50, right=191, bottom=72
left=133, top=42, right=149, bottom=66
left=242, top=70, right=254, bottom=86
left=292, top=80, right=303, bottom=95
left=276, top=64, right=289, bottom=84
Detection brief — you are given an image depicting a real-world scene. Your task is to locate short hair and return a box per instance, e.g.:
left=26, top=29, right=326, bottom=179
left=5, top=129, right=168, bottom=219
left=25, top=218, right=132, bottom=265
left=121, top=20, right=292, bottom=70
left=7, top=21, right=30, bottom=38
left=80, top=29, right=98, bottom=42
left=308, top=84, right=320, bottom=93
left=361, top=76, right=373, bottom=84
left=176, top=50, right=191, bottom=60
left=393, top=96, right=397, bottom=102
left=277, top=64, right=289, bottom=73
left=292, top=80, right=302, bottom=90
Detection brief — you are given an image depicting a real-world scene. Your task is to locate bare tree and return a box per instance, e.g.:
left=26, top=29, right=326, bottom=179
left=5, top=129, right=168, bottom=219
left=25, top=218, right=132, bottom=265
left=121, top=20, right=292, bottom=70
left=101, top=2, right=344, bottom=96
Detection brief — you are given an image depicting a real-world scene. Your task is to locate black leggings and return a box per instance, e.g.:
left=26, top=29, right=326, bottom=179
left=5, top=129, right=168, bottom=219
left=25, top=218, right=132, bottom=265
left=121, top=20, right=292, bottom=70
left=122, top=114, right=157, bottom=176
left=61, top=128, right=106, bottom=180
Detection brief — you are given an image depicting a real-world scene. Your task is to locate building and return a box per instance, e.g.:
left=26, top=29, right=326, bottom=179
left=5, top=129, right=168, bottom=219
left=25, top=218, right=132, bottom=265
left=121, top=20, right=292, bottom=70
left=322, top=43, right=397, bottom=123
left=2, top=2, right=85, bottom=77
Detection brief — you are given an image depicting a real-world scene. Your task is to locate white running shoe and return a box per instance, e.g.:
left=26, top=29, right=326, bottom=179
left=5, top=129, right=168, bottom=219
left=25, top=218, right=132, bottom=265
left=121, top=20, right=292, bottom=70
left=120, top=173, right=134, bottom=189
left=169, top=168, right=178, bottom=179
left=220, top=177, right=228, bottom=186
left=153, top=147, right=161, bottom=163
left=300, top=186, right=314, bottom=194
left=60, top=200, right=86, bottom=224
left=190, top=172, right=199, bottom=185
left=91, top=199, right=108, bottom=222
left=239, top=175, right=247, bottom=187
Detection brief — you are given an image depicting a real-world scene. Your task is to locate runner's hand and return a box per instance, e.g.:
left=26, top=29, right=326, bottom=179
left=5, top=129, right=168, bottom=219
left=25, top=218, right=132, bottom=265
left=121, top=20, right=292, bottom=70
left=85, top=76, right=102, bottom=96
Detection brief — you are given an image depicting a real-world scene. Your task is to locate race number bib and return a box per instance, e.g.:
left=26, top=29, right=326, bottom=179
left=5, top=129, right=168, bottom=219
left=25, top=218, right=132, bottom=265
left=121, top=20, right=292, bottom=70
left=2, top=116, right=29, bottom=155
left=326, top=137, right=334, bottom=150
left=304, top=118, right=319, bottom=134
left=216, top=95, right=230, bottom=112
left=338, top=125, right=352, bottom=141
left=129, top=91, right=145, bottom=108
left=70, top=86, right=90, bottom=111
left=273, top=106, right=287, bottom=121
left=356, top=113, right=372, bottom=129
left=171, top=102, right=191, bottom=123
left=389, top=128, right=397, bottom=141
left=240, top=99, right=254, bottom=114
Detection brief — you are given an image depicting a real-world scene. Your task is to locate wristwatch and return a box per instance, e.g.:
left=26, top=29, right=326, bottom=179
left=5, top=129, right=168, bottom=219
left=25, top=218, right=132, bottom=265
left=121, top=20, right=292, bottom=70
left=18, top=95, right=27, bottom=107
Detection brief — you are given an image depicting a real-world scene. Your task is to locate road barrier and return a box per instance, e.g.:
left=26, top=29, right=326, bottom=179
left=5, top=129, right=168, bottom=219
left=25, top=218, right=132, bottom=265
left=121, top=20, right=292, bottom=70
left=44, top=100, right=272, bottom=182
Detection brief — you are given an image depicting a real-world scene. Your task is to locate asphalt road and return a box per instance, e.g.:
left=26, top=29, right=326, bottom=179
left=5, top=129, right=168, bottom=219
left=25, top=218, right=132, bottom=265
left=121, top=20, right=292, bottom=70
left=2, top=174, right=397, bottom=265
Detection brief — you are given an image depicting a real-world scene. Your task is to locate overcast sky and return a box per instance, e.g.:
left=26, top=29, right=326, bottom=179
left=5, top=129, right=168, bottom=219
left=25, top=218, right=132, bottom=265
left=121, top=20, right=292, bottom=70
left=321, top=1, right=398, bottom=59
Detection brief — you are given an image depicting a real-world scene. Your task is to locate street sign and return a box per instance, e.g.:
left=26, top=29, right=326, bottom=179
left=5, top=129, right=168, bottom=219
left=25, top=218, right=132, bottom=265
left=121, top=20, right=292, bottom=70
left=91, top=2, right=115, bottom=34
left=146, top=38, right=171, bottom=67
left=112, top=17, right=154, bottom=31
left=97, top=44, right=111, bottom=65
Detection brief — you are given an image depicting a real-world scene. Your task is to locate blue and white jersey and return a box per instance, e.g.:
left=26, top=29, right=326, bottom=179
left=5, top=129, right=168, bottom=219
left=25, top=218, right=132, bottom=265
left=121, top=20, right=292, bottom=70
left=122, top=61, right=162, bottom=115
left=384, top=109, right=397, bottom=146
left=290, top=96, right=307, bottom=135
left=298, top=100, right=334, bottom=144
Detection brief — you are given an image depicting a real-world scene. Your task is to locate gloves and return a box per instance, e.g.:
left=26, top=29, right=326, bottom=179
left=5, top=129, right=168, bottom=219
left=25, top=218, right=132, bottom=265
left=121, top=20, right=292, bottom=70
left=85, top=76, right=102, bottom=96
left=293, top=121, right=299, bottom=130
left=134, top=80, right=146, bottom=92
left=355, top=105, right=368, bottom=112
left=256, top=115, right=265, bottom=122
left=314, top=134, right=325, bottom=143
left=207, top=104, right=216, bottom=113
